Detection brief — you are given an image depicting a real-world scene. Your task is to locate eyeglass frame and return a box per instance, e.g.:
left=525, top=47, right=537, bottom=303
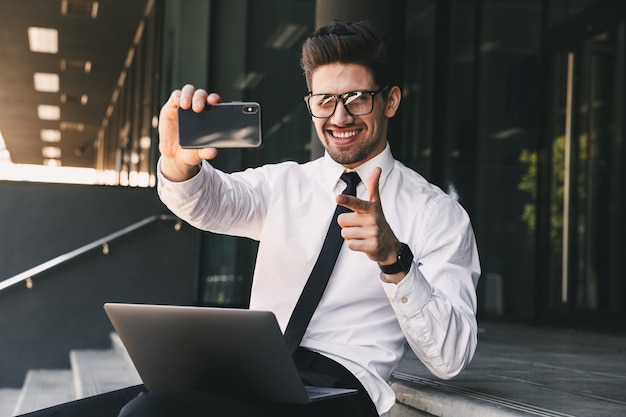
left=304, top=85, right=390, bottom=118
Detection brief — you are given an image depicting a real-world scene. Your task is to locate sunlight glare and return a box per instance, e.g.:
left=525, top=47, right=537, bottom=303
left=0, top=163, right=97, bottom=185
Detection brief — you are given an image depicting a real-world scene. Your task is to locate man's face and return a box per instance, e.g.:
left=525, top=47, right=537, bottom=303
left=308, top=63, right=400, bottom=169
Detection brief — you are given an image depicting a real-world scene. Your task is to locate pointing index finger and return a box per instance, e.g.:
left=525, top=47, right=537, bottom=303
left=336, top=194, right=372, bottom=213
left=367, top=167, right=382, bottom=203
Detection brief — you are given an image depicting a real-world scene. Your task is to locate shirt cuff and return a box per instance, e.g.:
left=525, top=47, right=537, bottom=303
left=380, top=264, right=432, bottom=318
left=157, top=158, right=205, bottom=198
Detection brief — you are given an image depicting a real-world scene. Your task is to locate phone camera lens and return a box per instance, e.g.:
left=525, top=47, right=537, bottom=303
left=243, top=105, right=258, bottom=114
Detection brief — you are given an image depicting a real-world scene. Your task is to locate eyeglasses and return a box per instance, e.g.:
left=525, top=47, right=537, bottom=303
left=304, top=86, right=389, bottom=118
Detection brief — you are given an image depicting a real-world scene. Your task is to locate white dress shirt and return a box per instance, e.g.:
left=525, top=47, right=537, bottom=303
left=157, top=143, right=480, bottom=415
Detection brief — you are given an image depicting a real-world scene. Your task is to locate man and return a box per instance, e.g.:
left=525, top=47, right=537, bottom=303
left=151, top=19, right=479, bottom=416
left=22, top=20, right=479, bottom=417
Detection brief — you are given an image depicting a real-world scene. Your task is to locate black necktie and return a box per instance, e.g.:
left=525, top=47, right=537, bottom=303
left=284, top=172, right=361, bottom=354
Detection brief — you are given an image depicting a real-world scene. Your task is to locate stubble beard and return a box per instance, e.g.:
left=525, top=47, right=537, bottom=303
left=325, top=138, right=381, bottom=167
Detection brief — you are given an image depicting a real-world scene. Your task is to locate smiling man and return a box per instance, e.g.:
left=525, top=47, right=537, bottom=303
left=20, top=20, right=480, bottom=417
left=149, top=20, right=480, bottom=417
left=306, top=64, right=397, bottom=169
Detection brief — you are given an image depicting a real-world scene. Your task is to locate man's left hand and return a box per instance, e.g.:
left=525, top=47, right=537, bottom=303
left=336, top=167, right=406, bottom=282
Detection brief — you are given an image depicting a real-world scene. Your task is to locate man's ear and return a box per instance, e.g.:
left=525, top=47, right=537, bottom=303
left=384, top=86, right=402, bottom=118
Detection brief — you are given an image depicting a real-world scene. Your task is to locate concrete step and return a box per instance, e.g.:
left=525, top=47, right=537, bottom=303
left=389, top=373, right=577, bottom=417
left=7, top=333, right=141, bottom=415
left=0, top=389, right=20, bottom=417
left=12, top=370, right=75, bottom=416
left=70, top=348, right=142, bottom=399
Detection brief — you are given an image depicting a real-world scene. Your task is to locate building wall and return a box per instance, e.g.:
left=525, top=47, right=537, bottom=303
left=0, top=181, right=200, bottom=387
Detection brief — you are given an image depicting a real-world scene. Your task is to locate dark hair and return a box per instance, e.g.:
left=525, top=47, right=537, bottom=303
left=300, top=20, right=395, bottom=91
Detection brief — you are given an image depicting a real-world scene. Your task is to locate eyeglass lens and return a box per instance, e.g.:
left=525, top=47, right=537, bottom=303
left=308, top=91, right=373, bottom=118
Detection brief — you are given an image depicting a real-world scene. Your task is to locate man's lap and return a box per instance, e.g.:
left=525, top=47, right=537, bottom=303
left=17, top=385, right=374, bottom=417
left=17, top=348, right=378, bottom=417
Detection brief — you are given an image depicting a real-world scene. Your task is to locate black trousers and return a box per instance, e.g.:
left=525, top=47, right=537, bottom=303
left=18, top=348, right=378, bottom=417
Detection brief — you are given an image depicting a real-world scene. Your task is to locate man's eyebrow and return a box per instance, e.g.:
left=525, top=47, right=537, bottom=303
left=310, top=89, right=373, bottom=95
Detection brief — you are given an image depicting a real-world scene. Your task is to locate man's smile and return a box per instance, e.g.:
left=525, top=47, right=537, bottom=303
left=328, top=128, right=362, bottom=143
left=332, top=130, right=359, bottom=139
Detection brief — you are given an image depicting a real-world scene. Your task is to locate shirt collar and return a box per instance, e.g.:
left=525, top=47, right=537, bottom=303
left=322, top=142, right=395, bottom=191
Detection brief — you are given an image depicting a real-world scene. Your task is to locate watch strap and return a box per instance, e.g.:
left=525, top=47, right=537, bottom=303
left=378, top=243, right=413, bottom=274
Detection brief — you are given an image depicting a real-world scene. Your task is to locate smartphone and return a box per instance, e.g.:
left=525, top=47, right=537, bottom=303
left=178, top=102, right=262, bottom=149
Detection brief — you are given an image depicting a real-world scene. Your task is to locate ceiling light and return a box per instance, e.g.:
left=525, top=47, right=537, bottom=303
left=61, top=93, right=88, bottom=105
left=43, top=159, right=62, bottom=167
left=34, top=72, right=60, bottom=92
left=42, top=146, right=62, bottom=159
left=60, top=58, right=92, bottom=73
left=61, top=0, right=99, bottom=18
left=139, top=136, right=152, bottom=150
left=38, top=105, right=61, bottom=120
left=28, top=27, right=58, bottom=54
left=41, top=129, right=62, bottom=142
left=60, top=121, right=85, bottom=131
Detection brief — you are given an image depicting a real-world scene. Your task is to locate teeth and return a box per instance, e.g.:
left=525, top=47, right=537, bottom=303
left=333, top=130, right=358, bottom=139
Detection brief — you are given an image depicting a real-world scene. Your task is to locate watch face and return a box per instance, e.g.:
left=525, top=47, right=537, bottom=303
left=398, top=243, right=414, bottom=270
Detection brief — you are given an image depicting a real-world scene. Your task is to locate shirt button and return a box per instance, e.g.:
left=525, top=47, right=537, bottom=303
left=389, top=297, right=395, bottom=303
left=401, top=296, right=409, bottom=304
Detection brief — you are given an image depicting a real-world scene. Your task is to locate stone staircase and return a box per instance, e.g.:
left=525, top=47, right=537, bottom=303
left=6, top=321, right=618, bottom=417
left=1, top=333, right=142, bottom=417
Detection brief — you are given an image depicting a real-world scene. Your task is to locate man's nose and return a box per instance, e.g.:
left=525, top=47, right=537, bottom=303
left=330, top=101, right=354, bottom=124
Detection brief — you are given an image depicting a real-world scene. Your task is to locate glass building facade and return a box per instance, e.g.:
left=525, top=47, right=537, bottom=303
left=137, top=0, right=625, bottom=329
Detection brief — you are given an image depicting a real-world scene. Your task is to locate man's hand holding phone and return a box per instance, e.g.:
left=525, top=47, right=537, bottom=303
left=158, top=85, right=220, bottom=182
left=159, top=85, right=263, bottom=182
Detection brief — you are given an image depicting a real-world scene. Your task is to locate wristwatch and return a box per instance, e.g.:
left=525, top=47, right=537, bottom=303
left=378, top=243, right=413, bottom=274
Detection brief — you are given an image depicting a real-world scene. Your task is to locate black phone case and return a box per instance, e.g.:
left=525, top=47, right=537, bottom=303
left=178, top=102, right=262, bottom=149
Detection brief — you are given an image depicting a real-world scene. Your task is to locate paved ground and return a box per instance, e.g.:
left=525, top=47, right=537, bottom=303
left=393, top=321, right=626, bottom=417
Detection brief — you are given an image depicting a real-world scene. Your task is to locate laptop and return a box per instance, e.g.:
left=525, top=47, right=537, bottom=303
left=103, top=303, right=357, bottom=404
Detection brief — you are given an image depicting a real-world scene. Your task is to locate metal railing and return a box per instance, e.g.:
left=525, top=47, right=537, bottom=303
left=0, top=214, right=181, bottom=293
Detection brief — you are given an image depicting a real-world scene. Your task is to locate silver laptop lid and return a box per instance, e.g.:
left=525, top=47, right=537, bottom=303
left=104, top=303, right=312, bottom=404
